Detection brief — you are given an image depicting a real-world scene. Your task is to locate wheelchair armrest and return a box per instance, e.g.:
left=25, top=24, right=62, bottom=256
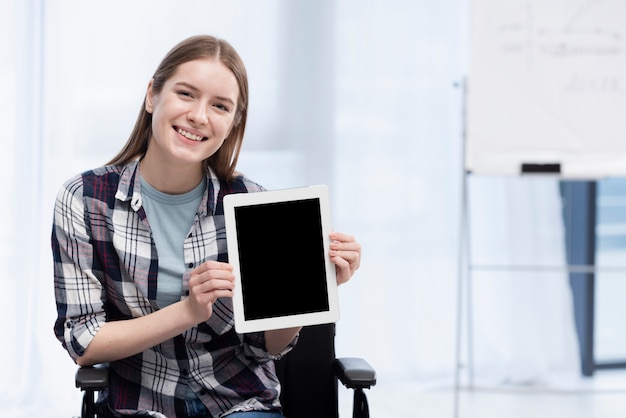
left=333, top=357, right=377, bottom=389
left=75, top=364, right=109, bottom=390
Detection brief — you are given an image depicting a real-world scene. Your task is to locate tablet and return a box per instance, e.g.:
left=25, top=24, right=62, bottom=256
left=223, top=185, right=339, bottom=333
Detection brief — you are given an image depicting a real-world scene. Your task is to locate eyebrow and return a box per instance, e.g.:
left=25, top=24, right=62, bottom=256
left=174, top=81, right=236, bottom=105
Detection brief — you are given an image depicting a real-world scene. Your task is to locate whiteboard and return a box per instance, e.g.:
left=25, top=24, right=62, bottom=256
left=466, top=0, right=626, bottom=178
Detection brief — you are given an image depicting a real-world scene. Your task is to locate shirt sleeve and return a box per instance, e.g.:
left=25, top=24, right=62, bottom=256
left=52, top=177, right=107, bottom=362
left=243, top=331, right=300, bottom=362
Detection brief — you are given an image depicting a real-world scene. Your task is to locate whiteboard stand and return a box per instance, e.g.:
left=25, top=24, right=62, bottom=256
left=453, top=173, right=473, bottom=418
left=453, top=78, right=474, bottom=418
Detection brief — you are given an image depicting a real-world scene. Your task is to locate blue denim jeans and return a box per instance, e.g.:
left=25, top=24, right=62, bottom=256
left=183, top=397, right=284, bottom=418
left=225, top=412, right=285, bottom=418
left=184, top=397, right=210, bottom=418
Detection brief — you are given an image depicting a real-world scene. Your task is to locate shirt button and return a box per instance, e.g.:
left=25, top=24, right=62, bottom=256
left=199, top=389, right=207, bottom=396
left=181, top=369, right=189, bottom=376
left=188, top=263, right=194, bottom=268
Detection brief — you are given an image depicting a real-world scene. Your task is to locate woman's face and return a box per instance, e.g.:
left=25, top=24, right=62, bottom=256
left=145, top=57, right=239, bottom=168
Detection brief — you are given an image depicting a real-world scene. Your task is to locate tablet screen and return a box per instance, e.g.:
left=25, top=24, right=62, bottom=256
left=234, top=199, right=329, bottom=319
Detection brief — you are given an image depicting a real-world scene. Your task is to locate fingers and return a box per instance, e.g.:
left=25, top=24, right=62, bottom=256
left=185, top=261, right=235, bottom=323
left=192, top=279, right=235, bottom=297
left=330, top=233, right=361, bottom=267
left=189, top=261, right=235, bottom=299
left=330, top=231, right=355, bottom=244
left=191, top=260, right=233, bottom=275
left=329, top=232, right=361, bottom=285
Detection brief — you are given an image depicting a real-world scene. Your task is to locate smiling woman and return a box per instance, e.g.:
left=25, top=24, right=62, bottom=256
left=50, top=34, right=362, bottom=418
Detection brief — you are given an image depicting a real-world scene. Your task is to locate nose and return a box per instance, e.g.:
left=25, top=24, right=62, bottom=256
left=188, top=102, right=209, bottom=125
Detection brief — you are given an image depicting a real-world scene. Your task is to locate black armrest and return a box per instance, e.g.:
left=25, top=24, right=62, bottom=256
left=76, top=364, right=109, bottom=390
left=333, top=357, right=377, bottom=389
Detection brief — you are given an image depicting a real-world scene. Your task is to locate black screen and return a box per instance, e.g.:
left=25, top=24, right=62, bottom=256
left=234, top=198, right=330, bottom=320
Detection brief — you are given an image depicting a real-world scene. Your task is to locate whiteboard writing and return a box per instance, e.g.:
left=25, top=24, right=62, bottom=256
left=466, top=0, right=626, bottom=178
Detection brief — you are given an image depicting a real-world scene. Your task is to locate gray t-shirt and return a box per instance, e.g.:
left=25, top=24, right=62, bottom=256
left=139, top=174, right=205, bottom=308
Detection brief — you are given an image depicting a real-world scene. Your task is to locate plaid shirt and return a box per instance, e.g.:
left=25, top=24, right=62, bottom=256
left=52, top=160, right=295, bottom=418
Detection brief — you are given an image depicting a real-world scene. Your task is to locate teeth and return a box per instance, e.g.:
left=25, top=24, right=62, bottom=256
left=177, top=128, right=204, bottom=141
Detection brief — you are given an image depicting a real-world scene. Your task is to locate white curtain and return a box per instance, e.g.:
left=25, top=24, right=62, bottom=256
left=1, top=0, right=580, bottom=416
left=466, top=176, right=579, bottom=385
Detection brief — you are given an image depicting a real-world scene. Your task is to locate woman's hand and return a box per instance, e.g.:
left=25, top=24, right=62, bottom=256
left=329, top=232, right=361, bottom=285
left=185, top=260, right=235, bottom=323
left=77, top=261, right=235, bottom=366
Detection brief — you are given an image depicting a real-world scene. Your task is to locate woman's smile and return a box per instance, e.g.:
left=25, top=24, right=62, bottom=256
left=175, top=126, right=208, bottom=142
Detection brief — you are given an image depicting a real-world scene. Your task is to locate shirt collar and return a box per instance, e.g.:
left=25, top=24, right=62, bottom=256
left=202, top=165, right=221, bottom=217
left=114, top=160, right=140, bottom=207
left=114, top=160, right=221, bottom=216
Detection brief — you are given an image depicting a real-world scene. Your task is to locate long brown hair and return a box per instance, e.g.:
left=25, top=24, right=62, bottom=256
left=107, top=35, right=249, bottom=181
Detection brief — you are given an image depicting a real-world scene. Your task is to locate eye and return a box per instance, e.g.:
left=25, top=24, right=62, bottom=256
left=176, top=90, right=194, bottom=99
left=214, top=103, right=230, bottom=112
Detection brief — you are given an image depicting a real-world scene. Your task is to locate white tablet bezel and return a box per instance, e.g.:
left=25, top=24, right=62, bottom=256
left=223, top=185, right=339, bottom=333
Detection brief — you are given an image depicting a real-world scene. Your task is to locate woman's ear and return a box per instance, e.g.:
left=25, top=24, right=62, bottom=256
left=145, top=79, right=155, bottom=113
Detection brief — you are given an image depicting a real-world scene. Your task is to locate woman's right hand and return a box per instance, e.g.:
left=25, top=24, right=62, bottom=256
left=76, top=260, right=235, bottom=366
left=185, top=260, right=235, bottom=323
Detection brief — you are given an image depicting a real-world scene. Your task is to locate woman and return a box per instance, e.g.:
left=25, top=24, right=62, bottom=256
left=52, top=35, right=361, bottom=418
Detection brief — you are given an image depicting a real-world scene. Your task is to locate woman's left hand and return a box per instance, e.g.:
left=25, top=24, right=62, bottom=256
left=329, top=232, right=361, bottom=285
